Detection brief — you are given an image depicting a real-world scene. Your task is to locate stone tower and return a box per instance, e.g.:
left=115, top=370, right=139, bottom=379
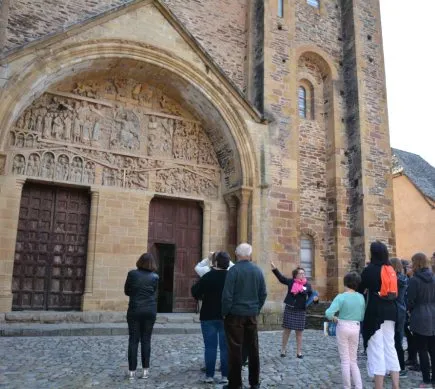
left=0, top=0, right=393, bottom=312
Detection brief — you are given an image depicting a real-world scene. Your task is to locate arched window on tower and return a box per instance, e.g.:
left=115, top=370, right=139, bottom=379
left=278, top=0, right=284, bottom=18
left=298, top=86, right=307, bottom=118
left=300, top=236, right=314, bottom=279
left=307, top=0, right=320, bottom=8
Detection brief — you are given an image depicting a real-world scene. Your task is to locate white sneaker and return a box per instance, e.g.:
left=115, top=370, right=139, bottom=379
left=127, top=371, right=135, bottom=380
left=220, top=376, right=229, bottom=384
left=139, top=368, right=149, bottom=379
left=203, top=376, right=214, bottom=383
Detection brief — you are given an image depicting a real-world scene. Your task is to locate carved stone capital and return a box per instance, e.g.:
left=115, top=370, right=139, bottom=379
left=200, top=201, right=212, bottom=212
left=234, top=187, right=252, bottom=206
left=224, top=193, right=238, bottom=209
left=15, top=178, right=26, bottom=191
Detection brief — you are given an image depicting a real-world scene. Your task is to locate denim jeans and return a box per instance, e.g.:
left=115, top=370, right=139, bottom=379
left=306, top=290, right=319, bottom=308
left=201, top=320, right=228, bottom=378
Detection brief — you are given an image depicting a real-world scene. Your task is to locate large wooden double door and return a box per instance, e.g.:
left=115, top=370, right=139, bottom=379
left=12, top=184, right=90, bottom=310
left=148, top=197, right=202, bottom=312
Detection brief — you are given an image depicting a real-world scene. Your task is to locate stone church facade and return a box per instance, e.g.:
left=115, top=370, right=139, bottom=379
left=0, top=0, right=394, bottom=313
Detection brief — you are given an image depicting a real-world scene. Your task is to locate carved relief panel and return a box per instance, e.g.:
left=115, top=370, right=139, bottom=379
left=5, top=78, right=221, bottom=199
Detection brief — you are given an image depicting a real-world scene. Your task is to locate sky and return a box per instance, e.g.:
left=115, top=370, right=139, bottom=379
left=380, top=0, right=435, bottom=167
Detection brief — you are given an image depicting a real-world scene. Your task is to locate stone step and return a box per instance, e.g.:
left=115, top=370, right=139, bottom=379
left=0, top=315, right=324, bottom=337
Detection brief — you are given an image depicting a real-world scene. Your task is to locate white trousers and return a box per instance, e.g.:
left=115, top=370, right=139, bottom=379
left=366, top=320, right=401, bottom=377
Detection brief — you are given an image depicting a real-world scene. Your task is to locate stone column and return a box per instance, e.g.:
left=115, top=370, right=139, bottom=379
left=201, top=201, right=212, bottom=258
left=224, top=194, right=238, bottom=253
left=0, top=0, right=11, bottom=53
left=83, top=190, right=100, bottom=302
left=0, top=177, right=25, bottom=312
left=236, top=188, right=252, bottom=243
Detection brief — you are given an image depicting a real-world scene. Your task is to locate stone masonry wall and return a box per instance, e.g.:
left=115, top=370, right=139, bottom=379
left=162, top=0, right=248, bottom=92
left=5, top=0, right=248, bottom=91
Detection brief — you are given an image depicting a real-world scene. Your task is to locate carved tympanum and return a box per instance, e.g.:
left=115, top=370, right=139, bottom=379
left=7, top=79, right=221, bottom=198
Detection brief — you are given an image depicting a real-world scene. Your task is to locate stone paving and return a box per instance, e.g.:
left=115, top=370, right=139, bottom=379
left=0, top=330, right=426, bottom=389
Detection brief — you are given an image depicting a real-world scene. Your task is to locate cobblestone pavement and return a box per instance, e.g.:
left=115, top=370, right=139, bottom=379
left=0, top=330, right=426, bottom=389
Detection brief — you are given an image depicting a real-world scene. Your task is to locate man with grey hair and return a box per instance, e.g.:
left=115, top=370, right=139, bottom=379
left=221, top=243, right=267, bottom=389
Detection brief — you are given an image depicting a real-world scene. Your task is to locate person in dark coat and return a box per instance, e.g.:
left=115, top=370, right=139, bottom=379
left=402, top=259, right=420, bottom=370
left=191, top=252, right=230, bottom=384
left=270, top=262, right=312, bottom=359
left=358, top=241, right=400, bottom=389
left=390, top=258, right=408, bottom=376
left=407, top=252, right=435, bottom=386
left=124, top=253, right=159, bottom=380
left=221, top=243, right=267, bottom=389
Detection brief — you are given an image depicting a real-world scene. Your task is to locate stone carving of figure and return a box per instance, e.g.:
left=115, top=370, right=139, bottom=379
left=82, top=118, right=92, bottom=144
left=63, top=113, right=72, bottom=142
left=25, top=135, right=34, bottom=148
left=27, top=154, right=41, bottom=176
left=71, top=158, right=83, bottom=182
left=147, top=116, right=174, bottom=158
left=28, top=112, right=35, bottom=132
left=43, top=113, right=53, bottom=139
left=24, top=111, right=32, bottom=131
left=114, top=111, right=140, bottom=150
left=115, top=169, right=123, bottom=187
left=83, top=162, right=95, bottom=184
left=12, top=155, right=26, bottom=175
left=92, top=120, right=100, bottom=144
left=73, top=115, right=82, bottom=143
left=102, top=167, right=113, bottom=186
left=16, top=133, right=24, bottom=148
left=52, top=115, right=64, bottom=140
left=35, top=115, right=44, bottom=135
left=41, top=153, right=55, bottom=179
left=9, top=132, right=15, bottom=147
left=16, top=116, right=24, bottom=130
left=56, top=155, right=69, bottom=181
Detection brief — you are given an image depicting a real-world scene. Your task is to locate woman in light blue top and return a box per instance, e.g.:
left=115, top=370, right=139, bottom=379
left=325, top=272, right=366, bottom=389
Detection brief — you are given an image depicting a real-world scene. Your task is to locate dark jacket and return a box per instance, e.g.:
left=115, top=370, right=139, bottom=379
left=124, top=269, right=159, bottom=318
left=395, top=272, right=408, bottom=333
left=407, top=268, right=435, bottom=336
left=272, top=268, right=312, bottom=310
left=358, top=260, right=397, bottom=348
left=221, top=260, right=267, bottom=317
left=191, top=269, right=227, bottom=321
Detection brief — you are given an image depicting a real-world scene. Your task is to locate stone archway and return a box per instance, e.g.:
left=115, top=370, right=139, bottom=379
left=0, top=40, right=258, bottom=190
left=0, top=40, right=259, bottom=311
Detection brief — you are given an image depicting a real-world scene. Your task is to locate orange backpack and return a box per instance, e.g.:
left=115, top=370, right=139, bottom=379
left=379, top=265, right=398, bottom=300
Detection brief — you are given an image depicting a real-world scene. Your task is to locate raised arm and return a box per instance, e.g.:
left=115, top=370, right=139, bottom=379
left=325, top=295, right=342, bottom=321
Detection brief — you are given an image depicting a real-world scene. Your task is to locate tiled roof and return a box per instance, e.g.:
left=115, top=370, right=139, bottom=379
left=392, top=148, right=435, bottom=201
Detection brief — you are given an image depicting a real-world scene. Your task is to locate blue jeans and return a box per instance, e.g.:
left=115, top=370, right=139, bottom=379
left=201, top=320, right=228, bottom=378
left=306, top=290, right=319, bottom=308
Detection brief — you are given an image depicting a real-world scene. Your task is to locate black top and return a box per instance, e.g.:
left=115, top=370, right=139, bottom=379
left=272, top=268, right=312, bottom=310
left=407, top=268, right=435, bottom=336
left=358, top=262, right=397, bottom=348
left=191, top=268, right=227, bottom=321
left=124, top=269, right=159, bottom=318
left=221, top=260, right=267, bottom=317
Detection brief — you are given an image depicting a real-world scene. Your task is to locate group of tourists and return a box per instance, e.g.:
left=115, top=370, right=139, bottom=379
left=326, top=242, right=435, bottom=389
left=123, top=241, right=435, bottom=389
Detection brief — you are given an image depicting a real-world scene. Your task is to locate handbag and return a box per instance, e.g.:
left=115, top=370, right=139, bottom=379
left=323, top=321, right=337, bottom=336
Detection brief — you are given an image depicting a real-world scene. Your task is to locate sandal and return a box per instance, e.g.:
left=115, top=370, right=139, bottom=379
left=280, top=350, right=286, bottom=357
left=296, top=354, right=304, bottom=359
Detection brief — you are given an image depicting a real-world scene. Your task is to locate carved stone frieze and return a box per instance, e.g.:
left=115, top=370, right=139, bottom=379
left=6, top=79, right=222, bottom=198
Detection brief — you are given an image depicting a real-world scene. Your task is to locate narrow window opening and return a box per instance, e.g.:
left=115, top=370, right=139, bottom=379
left=307, top=0, right=320, bottom=8
left=298, top=86, right=307, bottom=119
left=300, top=237, right=314, bottom=279
left=278, top=0, right=284, bottom=18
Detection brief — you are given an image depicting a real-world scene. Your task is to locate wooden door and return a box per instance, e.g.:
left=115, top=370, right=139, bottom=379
left=12, top=184, right=90, bottom=310
left=148, top=197, right=202, bottom=312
